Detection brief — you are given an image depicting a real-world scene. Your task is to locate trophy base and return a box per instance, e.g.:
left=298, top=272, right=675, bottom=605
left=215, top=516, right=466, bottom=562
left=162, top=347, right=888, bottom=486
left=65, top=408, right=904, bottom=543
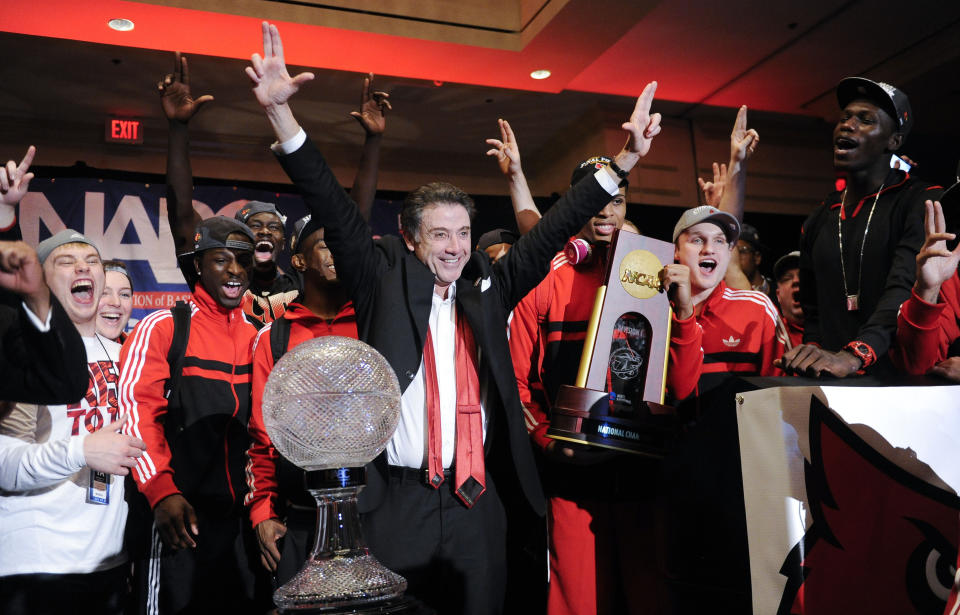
left=274, top=553, right=408, bottom=612
left=279, top=596, right=429, bottom=614
left=545, top=385, right=679, bottom=457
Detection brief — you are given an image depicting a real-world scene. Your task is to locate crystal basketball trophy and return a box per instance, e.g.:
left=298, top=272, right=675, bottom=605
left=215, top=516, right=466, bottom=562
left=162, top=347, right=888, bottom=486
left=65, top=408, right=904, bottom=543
left=262, top=336, right=408, bottom=611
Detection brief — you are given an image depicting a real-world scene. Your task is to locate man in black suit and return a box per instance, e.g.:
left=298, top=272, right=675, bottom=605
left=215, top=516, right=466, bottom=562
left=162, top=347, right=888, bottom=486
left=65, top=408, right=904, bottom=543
left=246, top=22, right=662, bottom=614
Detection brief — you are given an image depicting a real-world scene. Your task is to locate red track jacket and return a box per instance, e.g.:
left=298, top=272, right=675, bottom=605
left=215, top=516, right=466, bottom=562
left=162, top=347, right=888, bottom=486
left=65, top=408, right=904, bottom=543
left=244, top=302, right=357, bottom=527
left=892, top=273, right=960, bottom=374
left=668, top=281, right=786, bottom=400
left=119, top=284, right=258, bottom=510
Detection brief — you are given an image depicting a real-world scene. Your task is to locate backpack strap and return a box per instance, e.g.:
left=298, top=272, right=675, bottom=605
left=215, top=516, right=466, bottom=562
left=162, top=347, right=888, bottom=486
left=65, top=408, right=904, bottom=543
left=265, top=313, right=313, bottom=508
left=165, top=300, right=192, bottom=404
left=270, top=315, right=292, bottom=366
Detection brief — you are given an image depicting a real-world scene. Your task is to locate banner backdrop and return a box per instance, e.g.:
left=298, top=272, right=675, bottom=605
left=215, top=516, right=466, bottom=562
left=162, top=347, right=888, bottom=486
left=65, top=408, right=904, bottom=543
left=738, top=385, right=960, bottom=615
left=18, top=177, right=402, bottom=332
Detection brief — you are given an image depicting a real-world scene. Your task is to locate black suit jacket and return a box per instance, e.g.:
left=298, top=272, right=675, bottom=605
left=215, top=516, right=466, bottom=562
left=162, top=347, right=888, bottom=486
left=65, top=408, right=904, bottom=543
left=278, top=137, right=615, bottom=516
left=0, top=293, right=88, bottom=405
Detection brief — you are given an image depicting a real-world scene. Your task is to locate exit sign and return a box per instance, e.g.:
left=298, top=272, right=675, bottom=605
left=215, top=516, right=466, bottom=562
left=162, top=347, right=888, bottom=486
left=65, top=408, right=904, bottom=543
left=105, top=118, right=143, bottom=144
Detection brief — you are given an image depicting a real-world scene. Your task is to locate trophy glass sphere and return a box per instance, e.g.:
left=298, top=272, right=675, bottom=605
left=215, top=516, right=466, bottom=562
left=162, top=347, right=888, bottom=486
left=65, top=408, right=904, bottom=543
left=263, top=336, right=407, bottom=611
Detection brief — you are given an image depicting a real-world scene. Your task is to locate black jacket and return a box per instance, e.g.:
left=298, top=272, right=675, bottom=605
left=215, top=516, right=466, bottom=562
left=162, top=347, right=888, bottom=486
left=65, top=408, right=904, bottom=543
left=0, top=294, right=88, bottom=405
left=277, top=137, right=617, bottom=516
left=800, top=170, right=942, bottom=368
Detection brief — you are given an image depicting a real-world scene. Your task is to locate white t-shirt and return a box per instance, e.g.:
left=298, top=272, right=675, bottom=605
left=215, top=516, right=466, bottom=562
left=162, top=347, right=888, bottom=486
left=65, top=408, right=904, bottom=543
left=0, top=335, right=127, bottom=576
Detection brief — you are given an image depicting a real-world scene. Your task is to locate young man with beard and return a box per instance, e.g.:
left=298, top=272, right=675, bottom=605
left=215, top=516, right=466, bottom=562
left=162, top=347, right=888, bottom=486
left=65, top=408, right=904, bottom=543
left=160, top=52, right=390, bottom=327
left=245, top=21, right=661, bottom=614
left=780, top=77, right=942, bottom=378
left=774, top=250, right=803, bottom=348
left=507, top=155, right=671, bottom=614
left=119, top=217, right=268, bottom=614
left=245, top=214, right=357, bottom=584
left=0, top=230, right=146, bottom=615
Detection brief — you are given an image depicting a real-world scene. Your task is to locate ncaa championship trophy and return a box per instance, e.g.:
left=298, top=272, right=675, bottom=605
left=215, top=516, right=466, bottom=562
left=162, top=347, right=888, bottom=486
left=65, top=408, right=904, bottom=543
left=546, top=229, right=679, bottom=456
left=262, top=336, right=410, bottom=612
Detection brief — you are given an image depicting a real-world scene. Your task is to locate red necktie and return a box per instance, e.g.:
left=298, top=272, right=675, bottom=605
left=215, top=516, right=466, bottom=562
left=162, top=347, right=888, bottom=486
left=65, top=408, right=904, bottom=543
left=422, top=306, right=486, bottom=508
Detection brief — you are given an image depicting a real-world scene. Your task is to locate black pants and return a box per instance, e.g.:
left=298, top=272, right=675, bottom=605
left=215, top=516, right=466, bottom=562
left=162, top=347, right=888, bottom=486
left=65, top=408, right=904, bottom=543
left=132, top=513, right=271, bottom=615
left=362, top=468, right=507, bottom=615
left=0, top=563, right=128, bottom=615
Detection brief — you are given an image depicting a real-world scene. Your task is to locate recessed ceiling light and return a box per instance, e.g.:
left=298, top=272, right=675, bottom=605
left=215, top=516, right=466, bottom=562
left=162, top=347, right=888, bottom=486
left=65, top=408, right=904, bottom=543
left=530, top=69, right=551, bottom=80
left=108, top=18, right=135, bottom=32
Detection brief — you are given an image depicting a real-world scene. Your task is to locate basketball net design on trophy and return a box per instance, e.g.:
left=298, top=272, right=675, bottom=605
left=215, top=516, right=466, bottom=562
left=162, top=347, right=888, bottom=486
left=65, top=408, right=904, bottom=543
left=546, top=229, right=680, bottom=456
left=262, top=336, right=410, bottom=612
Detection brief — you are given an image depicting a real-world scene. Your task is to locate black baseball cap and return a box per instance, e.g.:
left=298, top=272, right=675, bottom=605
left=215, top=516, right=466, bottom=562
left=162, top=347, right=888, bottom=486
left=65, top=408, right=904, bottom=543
left=234, top=200, right=287, bottom=226
left=476, top=228, right=518, bottom=252
left=837, top=77, right=913, bottom=140
left=773, top=251, right=800, bottom=281
left=739, top=223, right=763, bottom=250
left=290, top=214, right=323, bottom=255
left=192, top=217, right=255, bottom=253
left=570, top=155, right=628, bottom=188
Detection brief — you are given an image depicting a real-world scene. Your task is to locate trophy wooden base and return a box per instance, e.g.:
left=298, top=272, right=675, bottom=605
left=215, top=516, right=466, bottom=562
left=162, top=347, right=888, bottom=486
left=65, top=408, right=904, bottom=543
left=545, top=385, right=680, bottom=457
left=279, top=596, right=432, bottom=614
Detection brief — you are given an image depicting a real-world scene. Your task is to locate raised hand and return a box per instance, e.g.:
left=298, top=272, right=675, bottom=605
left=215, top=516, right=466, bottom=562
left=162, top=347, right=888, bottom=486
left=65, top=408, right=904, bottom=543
left=485, top=118, right=523, bottom=178
left=246, top=21, right=315, bottom=109
left=0, top=241, right=47, bottom=315
left=0, top=146, right=36, bottom=207
left=82, top=413, right=147, bottom=475
left=159, top=52, right=214, bottom=123
left=350, top=73, right=391, bottom=136
left=621, top=81, right=662, bottom=157
left=730, top=105, right=759, bottom=164
left=698, top=162, right=727, bottom=207
left=914, top=200, right=960, bottom=303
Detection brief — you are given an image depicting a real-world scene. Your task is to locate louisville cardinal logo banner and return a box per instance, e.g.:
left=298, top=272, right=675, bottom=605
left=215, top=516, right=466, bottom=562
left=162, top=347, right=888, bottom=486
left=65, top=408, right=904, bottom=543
left=738, top=385, right=960, bottom=615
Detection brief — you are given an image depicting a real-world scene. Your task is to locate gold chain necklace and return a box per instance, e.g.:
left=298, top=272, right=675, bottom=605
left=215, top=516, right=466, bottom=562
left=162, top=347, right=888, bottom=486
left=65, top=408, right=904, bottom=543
left=837, top=182, right=884, bottom=311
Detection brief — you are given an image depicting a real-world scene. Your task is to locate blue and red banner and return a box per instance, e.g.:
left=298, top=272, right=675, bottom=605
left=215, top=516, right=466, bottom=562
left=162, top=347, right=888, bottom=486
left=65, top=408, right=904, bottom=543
left=18, top=177, right=401, bottom=332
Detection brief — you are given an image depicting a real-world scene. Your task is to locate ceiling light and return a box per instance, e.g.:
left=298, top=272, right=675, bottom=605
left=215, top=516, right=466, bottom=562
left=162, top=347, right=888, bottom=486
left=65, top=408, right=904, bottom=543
left=530, top=69, right=551, bottom=80
left=108, top=18, right=135, bottom=32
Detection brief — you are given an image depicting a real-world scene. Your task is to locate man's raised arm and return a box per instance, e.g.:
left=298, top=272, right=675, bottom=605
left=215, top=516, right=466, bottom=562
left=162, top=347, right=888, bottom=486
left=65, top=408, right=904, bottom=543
left=718, top=105, right=759, bottom=221
left=497, top=81, right=662, bottom=309
left=349, top=72, right=391, bottom=222
left=485, top=118, right=542, bottom=235
left=161, top=52, right=212, bottom=261
left=0, top=146, right=36, bottom=241
left=246, top=21, right=315, bottom=146
left=247, top=22, right=382, bottom=304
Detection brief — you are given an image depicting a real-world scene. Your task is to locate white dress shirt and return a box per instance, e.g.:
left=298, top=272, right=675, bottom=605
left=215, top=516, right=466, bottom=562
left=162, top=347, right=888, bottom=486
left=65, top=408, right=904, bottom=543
left=386, top=284, right=488, bottom=469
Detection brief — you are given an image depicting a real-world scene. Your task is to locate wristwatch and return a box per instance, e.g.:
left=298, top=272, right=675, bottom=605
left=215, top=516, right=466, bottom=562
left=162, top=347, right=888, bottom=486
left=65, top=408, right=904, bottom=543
left=608, top=161, right=630, bottom=182
left=843, top=341, right=876, bottom=368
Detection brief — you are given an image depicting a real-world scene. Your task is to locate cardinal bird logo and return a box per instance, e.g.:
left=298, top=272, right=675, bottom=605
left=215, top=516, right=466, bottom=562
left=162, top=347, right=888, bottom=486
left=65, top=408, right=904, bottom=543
left=778, top=397, right=959, bottom=615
